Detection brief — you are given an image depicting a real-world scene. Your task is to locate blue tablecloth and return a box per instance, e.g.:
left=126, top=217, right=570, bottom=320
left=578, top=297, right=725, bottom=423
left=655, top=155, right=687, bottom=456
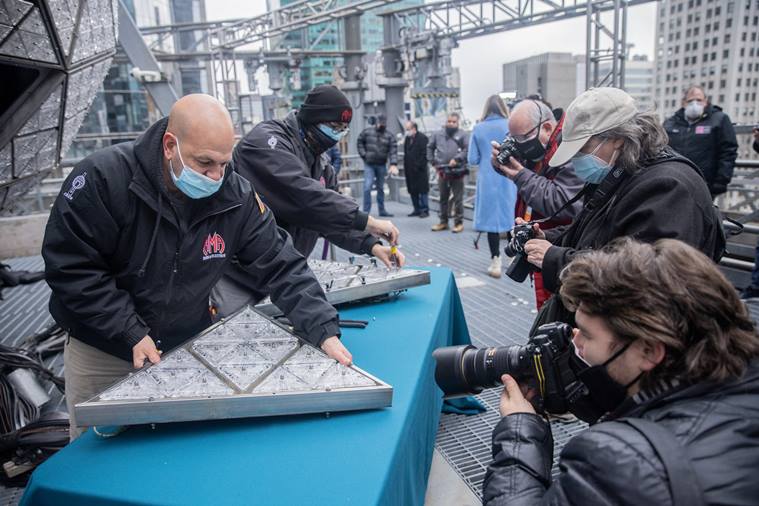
left=21, top=268, right=471, bottom=506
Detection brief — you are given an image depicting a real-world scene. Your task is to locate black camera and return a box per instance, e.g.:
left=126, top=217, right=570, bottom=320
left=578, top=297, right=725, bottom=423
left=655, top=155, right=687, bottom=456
left=503, top=223, right=536, bottom=283
left=495, top=137, right=521, bottom=165
left=433, top=323, right=582, bottom=414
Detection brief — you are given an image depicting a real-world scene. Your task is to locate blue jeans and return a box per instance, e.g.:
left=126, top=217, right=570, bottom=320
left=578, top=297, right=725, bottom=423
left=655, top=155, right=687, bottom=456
left=363, top=163, right=387, bottom=213
left=410, top=192, right=429, bottom=213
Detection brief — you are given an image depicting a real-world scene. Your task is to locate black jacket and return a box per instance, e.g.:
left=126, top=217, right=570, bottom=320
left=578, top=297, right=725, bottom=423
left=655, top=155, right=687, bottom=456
left=231, top=112, right=377, bottom=258
left=664, top=104, right=738, bottom=196
left=483, top=360, right=759, bottom=505
left=542, top=150, right=723, bottom=295
left=357, top=127, right=398, bottom=166
left=403, top=133, right=429, bottom=194
left=42, top=118, right=340, bottom=361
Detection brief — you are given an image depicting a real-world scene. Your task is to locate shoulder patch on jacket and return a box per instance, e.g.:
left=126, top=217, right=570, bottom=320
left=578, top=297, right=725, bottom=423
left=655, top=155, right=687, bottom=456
left=63, top=171, right=87, bottom=201
left=267, top=136, right=277, bottom=149
left=254, top=192, right=266, bottom=214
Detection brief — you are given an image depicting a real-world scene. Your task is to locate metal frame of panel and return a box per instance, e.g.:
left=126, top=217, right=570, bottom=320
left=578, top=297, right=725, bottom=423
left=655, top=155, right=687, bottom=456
left=75, top=306, right=393, bottom=427
left=256, top=260, right=431, bottom=316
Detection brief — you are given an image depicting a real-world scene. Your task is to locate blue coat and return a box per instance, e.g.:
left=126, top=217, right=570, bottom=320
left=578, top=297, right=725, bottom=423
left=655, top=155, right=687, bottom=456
left=468, top=115, right=516, bottom=233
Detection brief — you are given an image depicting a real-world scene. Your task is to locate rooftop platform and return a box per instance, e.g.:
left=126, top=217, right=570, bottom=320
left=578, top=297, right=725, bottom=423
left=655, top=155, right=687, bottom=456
left=1, top=199, right=758, bottom=505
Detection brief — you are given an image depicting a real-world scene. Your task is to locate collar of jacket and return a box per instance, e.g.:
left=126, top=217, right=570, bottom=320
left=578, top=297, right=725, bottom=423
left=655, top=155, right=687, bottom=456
left=288, top=111, right=325, bottom=179
left=129, top=117, right=246, bottom=227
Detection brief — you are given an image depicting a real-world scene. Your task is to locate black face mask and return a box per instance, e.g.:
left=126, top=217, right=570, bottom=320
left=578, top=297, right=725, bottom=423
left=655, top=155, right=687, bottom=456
left=515, top=133, right=546, bottom=162
left=445, top=126, right=458, bottom=136
left=377, top=125, right=386, bottom=133
left=304, top=123, right=337, bottom=155
left=566, top=341, right=642, bottom=423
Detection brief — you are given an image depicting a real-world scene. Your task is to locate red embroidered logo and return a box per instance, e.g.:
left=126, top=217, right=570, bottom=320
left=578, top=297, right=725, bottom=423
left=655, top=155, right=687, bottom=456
left=340, top=109, right=352, bottom=122
left=202, top=232, right=226, bottom=260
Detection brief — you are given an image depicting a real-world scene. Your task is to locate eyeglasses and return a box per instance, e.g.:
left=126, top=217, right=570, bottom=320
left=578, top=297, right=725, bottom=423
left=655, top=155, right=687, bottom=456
left=512, top=124, right=540, bottom=143
left=325, top=121, right=349, bottom=133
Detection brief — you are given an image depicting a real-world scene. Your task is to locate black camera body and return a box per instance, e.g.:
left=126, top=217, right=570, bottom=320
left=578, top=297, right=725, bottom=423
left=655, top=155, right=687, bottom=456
left=433, top=322, right=583, bottom=414
left=503, top=223, right=536, bottom=283
left=496, top=137, right=521, bottom=165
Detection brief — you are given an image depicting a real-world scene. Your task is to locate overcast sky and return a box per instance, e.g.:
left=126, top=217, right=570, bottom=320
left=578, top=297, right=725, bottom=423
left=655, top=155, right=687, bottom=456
left=206, top=1, right=657, bottom=121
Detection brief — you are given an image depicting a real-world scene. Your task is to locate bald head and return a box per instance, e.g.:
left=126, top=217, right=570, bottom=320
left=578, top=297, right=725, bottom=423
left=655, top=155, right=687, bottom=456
left=163, top=94, right=235, bottom=184
left=509, top=99, right=556, bottom=146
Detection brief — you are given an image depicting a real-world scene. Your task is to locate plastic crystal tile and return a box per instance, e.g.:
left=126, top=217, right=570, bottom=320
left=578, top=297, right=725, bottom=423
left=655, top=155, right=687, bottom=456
left=19, top=85, right=62, bottom=135
left=0, top=0, right=32, bottom=27
left=0, top=144, right=11, bottom=183
left=47, top=0, right=79, bottom=57
left=81, top=307, right=390, bottom=425
left=0, top=7, right=57, bottom=62
left=71, top=0, right=115, bottom=63
left=12, top=129, right=57, bottom=178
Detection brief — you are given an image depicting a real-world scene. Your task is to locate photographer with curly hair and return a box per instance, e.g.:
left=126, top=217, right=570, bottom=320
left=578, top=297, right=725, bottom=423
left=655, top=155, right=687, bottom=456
left=484, top=238, right=759, bottom=506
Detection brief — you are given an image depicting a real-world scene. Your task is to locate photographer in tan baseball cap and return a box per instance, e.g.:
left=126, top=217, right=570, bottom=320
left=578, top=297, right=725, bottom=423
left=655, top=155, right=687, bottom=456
left=548, top=87, right=637, bottom=182
left=517, top=86, right=725, bottom=330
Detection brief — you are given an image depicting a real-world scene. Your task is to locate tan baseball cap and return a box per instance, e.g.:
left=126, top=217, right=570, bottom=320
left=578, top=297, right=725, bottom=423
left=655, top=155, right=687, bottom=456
left=549, top=87, right=637, bottom=167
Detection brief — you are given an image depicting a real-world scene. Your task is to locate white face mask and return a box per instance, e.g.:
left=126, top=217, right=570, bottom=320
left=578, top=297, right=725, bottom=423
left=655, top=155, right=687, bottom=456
left=685, top=100, right=705, bottom=120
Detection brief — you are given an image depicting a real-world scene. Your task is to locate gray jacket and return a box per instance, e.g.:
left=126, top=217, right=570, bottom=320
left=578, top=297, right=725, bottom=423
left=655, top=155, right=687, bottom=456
left=357, top=127, right=398, bottom=166
left=427, top=128, right=469, bottom=168
left=512, top=162, right=584, bottom=221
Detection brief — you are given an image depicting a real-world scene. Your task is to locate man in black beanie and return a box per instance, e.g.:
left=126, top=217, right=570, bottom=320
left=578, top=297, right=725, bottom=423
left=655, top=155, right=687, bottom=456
left=212, top=85, right=404, bottom=317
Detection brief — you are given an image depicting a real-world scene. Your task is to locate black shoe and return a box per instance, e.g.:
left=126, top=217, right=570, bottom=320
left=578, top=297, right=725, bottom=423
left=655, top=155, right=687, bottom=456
left=379, top=211, right=394, bottom=217
left=418, top=212, right=429, bottom=218
left=741, top=286, right=759, bottom=300
left=407, top=211, right=420, bottom=217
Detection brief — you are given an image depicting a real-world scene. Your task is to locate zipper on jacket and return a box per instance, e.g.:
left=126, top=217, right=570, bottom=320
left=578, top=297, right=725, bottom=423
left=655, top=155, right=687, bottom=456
left=155, top=247, right=180, bottom=348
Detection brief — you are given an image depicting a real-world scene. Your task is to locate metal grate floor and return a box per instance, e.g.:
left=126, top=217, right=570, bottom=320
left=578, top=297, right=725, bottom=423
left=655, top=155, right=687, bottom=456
left=2, top=200, right=756, bottom=505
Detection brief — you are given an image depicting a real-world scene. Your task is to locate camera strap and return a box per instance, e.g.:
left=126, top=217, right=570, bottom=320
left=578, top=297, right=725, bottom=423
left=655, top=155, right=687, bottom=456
left=530, top=183, right=591, bottom=226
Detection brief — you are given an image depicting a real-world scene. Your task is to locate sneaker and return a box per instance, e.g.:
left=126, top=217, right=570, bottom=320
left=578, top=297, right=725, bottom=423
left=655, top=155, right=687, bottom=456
left=452, top=223, right=464, bottom=233
left=487, top=256, right=502, bottom=278
left=431, top=222, right=448, bottom=231
left=379, top=211, right=394, bottom=217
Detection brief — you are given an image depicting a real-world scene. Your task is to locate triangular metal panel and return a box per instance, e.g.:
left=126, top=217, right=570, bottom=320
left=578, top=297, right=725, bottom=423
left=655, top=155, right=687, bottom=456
left=0, top=0, right=33, bottom=27
left=75, top=307, right=393, bottom=427
left=0, top=6, right=57, bottom=63
left=47, top=0, right=80, bottom=58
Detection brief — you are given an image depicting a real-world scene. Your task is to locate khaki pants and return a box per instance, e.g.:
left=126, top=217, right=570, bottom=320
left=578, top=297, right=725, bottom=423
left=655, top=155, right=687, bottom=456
left=438, top=176, right=464, bottom=225
left=64, top=336, right=133, bottom=440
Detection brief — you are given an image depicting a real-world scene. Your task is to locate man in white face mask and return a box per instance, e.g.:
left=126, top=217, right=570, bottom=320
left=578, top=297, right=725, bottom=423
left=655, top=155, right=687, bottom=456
left=663, top=85, right=738, bottom=198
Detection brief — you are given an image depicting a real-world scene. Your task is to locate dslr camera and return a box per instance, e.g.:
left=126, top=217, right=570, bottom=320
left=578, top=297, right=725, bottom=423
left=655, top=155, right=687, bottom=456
left=495, top=137, right=521, bottom=165
left=503, top=223, right=536, bottom=282
left=433, top=323, right=585, bottom=415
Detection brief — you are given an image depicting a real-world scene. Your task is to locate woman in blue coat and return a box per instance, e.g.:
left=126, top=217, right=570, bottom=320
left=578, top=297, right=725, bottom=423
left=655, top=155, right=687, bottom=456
left=468, top=95, right=516, bottom=278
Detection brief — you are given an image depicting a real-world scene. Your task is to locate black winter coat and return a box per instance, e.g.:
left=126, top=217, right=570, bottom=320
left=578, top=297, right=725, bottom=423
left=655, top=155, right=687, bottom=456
left=664, top=104, right=738, bottom=196
left=542, top=150, right=723, bottom=295
left=42, top=118, right=340, bottom=361
left=230, top=111, right=377, bottom=258
left=357, top=127, right=398, bottom=166
left=483, top=360, right=759, bottom=505
left=403, top=133, right=429, bottom=194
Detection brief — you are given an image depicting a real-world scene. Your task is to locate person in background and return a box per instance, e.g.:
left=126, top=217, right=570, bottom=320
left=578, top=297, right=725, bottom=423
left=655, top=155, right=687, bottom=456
left=403, top=121, right=429, bottom=218
left=741, top=126, right=759, bottom=299
left=428, top=112, right=469, bottom=233
left=468, top=95, right=516, bottom=278
left=214, top=85, right=404, bottom=318
left=490, top=98, right=583, bottom=306
left=327, top=144, right=342, bottom=176
left=664, top=85, right=738, bottom=198
left=357, top=114, right=398, bottom=217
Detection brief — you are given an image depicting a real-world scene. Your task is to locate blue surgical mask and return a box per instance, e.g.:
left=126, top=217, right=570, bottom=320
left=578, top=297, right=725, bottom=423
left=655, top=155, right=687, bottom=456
left=572, top=140, right=617, bottom=184
left=169, top=137, right=224, bottom=199
left=318, top=124, right=349, bottom=141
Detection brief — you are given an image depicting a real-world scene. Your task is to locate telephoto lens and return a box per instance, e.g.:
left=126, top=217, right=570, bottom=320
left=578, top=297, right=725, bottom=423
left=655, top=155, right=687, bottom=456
left=432, top=344, right=529, bottom=398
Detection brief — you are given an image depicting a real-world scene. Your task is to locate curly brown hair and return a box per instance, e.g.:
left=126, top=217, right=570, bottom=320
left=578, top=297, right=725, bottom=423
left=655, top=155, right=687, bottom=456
left=559, top=238, right=759, bottom=386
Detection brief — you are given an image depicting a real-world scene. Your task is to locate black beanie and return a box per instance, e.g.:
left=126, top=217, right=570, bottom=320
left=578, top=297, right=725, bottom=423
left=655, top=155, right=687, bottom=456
left=298, top=85, right=353, bottom=125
